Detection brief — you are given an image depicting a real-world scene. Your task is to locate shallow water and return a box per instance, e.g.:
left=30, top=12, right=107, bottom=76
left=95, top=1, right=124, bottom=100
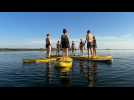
left=0, top=50, right=134, bottom=87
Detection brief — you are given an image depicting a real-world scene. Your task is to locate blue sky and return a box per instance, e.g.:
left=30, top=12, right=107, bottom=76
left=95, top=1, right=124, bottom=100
left=0, top=12, right=134, bottom=49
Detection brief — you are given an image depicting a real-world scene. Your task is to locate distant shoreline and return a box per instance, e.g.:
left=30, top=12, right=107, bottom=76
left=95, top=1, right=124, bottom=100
left=0, top=48, right=134, bottom=52
left=0, top=48, right=47, bottom=51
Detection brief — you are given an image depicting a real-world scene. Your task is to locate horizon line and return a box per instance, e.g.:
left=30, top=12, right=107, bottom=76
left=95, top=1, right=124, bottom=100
left=0, top=48, right=134, bottom=50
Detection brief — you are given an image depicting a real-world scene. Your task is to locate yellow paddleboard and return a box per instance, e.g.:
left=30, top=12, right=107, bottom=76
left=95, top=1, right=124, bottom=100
left=55, top=57, right=73, bottom=68
left=71, top=55, right=112, bottom=62
left=23, top=58, right=56, bottom=63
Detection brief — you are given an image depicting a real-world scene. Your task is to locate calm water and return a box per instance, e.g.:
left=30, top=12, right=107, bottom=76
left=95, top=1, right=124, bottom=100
left=0, top=50, right=134, bottom=87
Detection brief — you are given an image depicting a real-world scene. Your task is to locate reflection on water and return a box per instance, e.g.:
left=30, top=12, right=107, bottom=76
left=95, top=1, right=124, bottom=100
left=79, top=61, right=97, bottom=87
left=56, top=66, right=72, bottom=87
left=46, top=62, right=52, bottom=86
left=60, top=72, right=71, bottom=87
left=87, top=62, right=97, bottom=87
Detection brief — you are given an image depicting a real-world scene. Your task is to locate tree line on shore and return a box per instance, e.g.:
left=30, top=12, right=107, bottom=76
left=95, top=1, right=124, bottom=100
left=0, top=48, right=114, bottom=51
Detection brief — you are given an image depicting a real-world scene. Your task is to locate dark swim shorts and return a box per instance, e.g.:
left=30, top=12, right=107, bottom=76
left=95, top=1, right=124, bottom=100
left=87, top=42, right=93, bottom=48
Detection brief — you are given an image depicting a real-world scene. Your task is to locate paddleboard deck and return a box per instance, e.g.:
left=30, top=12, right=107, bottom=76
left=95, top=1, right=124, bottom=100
left=23, top=55, right=112, bottom=64
left=71, top=55, right=112, bottom=62
left=23, top=57, right=56, bottom=63
left=55, top=57, right=73, bottom=68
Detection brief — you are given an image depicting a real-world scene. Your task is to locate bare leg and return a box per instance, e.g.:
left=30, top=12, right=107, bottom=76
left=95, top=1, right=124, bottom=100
left=65, top=48, right=66, bottom=57
left=47, top=49, right=49, bottom=58
left=94, top=48, right=96, bottom=56
left=88, top=48, right=90, bottom=58
left=57, top=49, right=59, bottom=56
left=56, top=49, right=57, bottom=56
left=66, top=48, right=68, bottom=57
left=80, top=49, right=83, bottom=56
left=62, top=49, right=64, bottom=57
left=92, top=48, right=94, bottom=56
left=58, top=50, right=60, bottom=56
left=73, top=49, right=75, bottom=56
left=91, top=48, right=93, bottom=56
left=63, top=48, right=65, bottom=60
left=93, top=48, right=95, bottom=56
left=46, top=49, right=49, bottom=57
left=64, top=48, right=68, bottom=61
left=64, top=48, right=66, bottom=57
left=62, top=49, right=63, bottom=56
left=72, top=50, right=74, bottom=56
left=89, top=48, right=93, bottom=56
left=72, top=49, right=73, bottom=56
left=82, top=49, right=83, bottom=56
left=93, top=48, right=94, bottom=56
left=48, top=46, right=51, bottom=58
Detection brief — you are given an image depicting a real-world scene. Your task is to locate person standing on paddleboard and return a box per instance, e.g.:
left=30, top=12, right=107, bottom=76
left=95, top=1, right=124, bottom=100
left=46, top=33, right=52, bottom=58
left=79, top=39, right=84, bottom=56
left=93, top=36, right=97, bottom=56
left=83, top=40, right=86, bottom=50
left=61, top=28, right=70, bottom=60
left=56, top=40, right=61, bottom=56
left=71, top=41, right=75, bottom=56
left=86, top=30, right=94, bottom=57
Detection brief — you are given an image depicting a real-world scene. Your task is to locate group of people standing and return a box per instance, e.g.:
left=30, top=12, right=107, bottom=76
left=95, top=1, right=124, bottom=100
left=45, top=28, right=97, bottom=58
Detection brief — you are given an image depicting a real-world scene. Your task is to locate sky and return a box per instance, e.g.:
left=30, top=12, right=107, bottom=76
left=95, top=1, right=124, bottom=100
left=0, top=12, right=134, bottom=49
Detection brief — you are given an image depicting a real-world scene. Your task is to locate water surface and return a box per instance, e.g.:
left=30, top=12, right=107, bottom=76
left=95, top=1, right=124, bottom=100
left=0, top=50, right=134, bottom=87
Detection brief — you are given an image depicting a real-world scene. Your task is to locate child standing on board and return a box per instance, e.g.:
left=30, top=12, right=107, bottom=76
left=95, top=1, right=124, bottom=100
left=86, top=30, right=94, bottom=57
left=56, top=40, right=61, bottom=56
left=93, top=36, right=97, bottom=56
left=79, top=39, right=84, bottom=56
left=61, top=28, right=70, bottom=60
left=71, top=41, right=75, bottom=56
left=46, top=33, right=52, bottom=58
